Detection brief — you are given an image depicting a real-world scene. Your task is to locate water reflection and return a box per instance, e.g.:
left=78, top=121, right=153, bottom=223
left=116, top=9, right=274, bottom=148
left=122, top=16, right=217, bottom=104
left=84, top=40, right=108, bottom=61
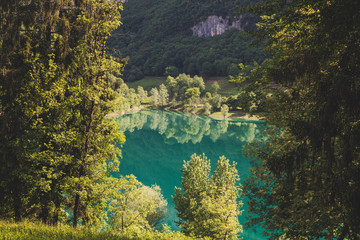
left=114, top=110, right=263, bottom=144
left=112, top=110, right=266, bottom=239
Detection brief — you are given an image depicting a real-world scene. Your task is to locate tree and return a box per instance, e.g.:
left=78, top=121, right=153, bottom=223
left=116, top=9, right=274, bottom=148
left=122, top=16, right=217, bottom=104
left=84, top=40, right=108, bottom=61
left=192, top=75, right=206, bottom=92
left=221, top=104, right=229, bottom=118
left=185, top=87, right=201, bottom=110
left=185, top=87, right=201, bottom=103
left=210, top=81, right=221, bottom=94
left=137, top=86, right=148, bottom=103
left=200, top=61, right=214, bottom=78
left=158, top=84, right=169, bottom=107
left=238, top=1, right=360, bottom=239
left=165, top=74, right=205, bottom=102
left=194, top=156, right=243, bottom=239
left=150, top=87, right=160, bottom=107
left=164, top=66, right=179, bottom=77
left=173, top=154, right=242, bottom=239
left=0, top=0, right=126, bottom=226
left=0, top=0, right=83, bottom=223
left=227, top=63, right=240, bottom=77
left=59, top=0, right=126, bottom=228
left=165, top=76, right=179, bottom=101
left=203, top=102, right=212, bottom=116
left=106, top=175, right=167, bottom=231
left=209, top=93, right=223, bottom=111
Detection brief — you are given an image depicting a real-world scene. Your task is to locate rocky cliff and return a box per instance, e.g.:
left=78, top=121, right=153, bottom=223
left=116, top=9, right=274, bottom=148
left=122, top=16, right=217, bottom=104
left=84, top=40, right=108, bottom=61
left=192, top=15, right=244, bottom=37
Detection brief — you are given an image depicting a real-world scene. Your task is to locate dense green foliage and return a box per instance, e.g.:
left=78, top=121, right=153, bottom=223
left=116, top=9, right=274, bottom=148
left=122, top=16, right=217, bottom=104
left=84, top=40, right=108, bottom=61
left=0, top=221, right=195, bottom=240
left=0, top=3, right=247, bottom=238
left=0, top=0, right=126, bottom=226
left=173, top=154, right=242, bottom=239
left=107, top=0, right=264, bottom=81
left=114, top=74, right=242, bottom=116
left=104, top=175, right=168, bottom=231
left=235, top=0, right=360, bottom=239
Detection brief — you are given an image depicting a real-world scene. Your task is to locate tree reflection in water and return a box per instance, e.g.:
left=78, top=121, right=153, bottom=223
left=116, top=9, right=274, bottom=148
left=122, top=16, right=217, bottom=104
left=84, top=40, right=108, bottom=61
left=112, top=110, right=266, bottom=240
left=114, top=110, right=264, bottom=145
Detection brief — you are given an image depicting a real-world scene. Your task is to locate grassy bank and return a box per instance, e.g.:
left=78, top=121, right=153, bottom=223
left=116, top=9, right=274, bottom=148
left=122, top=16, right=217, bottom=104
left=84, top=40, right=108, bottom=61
left=0, top=221, right=194, bottom=240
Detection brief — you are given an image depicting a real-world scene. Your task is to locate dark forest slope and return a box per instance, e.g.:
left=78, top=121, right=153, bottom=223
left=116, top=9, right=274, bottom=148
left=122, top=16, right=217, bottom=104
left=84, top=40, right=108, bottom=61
left=107, top=0, right=264, bottom=81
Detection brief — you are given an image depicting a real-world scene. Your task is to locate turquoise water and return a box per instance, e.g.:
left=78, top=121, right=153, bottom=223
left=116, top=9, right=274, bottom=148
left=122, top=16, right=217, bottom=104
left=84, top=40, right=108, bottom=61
left=113, top=110, right=265, bottom=239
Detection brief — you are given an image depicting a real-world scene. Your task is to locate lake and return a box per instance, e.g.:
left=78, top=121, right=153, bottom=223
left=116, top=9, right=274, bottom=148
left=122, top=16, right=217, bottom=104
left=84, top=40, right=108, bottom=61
left=113, top=110, right=265, bottom=239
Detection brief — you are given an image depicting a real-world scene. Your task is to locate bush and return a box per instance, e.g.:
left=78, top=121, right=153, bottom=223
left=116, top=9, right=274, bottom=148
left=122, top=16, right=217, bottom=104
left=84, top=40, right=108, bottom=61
left=0, top=221, right=197, bottom=240
left=164, top=66, right=179, bottom=77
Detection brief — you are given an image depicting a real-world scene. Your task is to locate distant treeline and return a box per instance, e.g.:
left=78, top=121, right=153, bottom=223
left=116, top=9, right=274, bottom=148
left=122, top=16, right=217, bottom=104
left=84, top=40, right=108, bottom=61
left=107, top=0, right=264, bottom=81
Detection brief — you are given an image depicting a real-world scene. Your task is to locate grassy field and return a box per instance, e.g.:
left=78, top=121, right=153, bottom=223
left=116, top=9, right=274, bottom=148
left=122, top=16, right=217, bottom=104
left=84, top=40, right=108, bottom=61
left=126, top=76, right=167, bottom=91
left=126, top=76, right=241, bottom=96
left=0, top=220, right=194, bottom=240
left=204, top=77, right=240, bottom=95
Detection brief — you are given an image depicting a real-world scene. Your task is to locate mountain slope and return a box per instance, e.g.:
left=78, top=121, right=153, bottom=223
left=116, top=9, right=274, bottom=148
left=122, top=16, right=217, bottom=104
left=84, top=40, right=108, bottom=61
left=107, top=0, right=264, bottom=81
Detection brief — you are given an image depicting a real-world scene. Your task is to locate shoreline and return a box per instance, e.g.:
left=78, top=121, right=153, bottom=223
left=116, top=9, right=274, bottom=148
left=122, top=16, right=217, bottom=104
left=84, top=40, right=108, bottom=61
left=106, top=106, right=146, bottom=117
left=210, top=113, right=263, bottom=121
left=108, top=106, right=263, bottom=121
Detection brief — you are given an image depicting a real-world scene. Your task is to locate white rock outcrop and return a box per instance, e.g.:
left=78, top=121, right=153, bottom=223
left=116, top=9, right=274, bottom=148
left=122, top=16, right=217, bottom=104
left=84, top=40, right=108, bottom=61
left=192, top=15, right=243, bottom=37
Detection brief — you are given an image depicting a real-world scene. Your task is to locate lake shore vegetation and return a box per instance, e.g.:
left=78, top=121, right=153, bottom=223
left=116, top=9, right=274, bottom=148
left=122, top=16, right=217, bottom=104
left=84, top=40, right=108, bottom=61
left=0, top=1, right=245, bottom=239
left=110, top=74, right=265, bottom=120
left=2, top=0, right=357, bottom=239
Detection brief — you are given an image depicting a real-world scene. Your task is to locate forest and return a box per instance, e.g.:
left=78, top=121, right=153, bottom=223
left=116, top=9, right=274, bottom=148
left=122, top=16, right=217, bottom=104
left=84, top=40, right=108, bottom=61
left=107, top=0, right=264, bottom=81
left=1, top=0, right=360, bottom=239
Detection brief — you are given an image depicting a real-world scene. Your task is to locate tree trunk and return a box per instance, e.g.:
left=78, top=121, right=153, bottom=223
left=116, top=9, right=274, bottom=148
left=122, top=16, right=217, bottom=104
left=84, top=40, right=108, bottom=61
left=73, top=193, right=80, bottom=228
left=13, top=185, right=22, bottom=222
left=73, top=101, right=95, bottom=228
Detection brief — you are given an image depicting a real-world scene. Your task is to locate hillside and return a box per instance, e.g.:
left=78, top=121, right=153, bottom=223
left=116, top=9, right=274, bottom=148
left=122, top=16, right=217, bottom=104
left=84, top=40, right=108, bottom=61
left=107, top=0, right=264, bottom=81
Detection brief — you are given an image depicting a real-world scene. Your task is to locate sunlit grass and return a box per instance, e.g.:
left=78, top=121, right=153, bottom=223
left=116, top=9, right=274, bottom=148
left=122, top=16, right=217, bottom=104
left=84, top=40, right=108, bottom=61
left=0, top=220, right=195, bottom=240
left=204, top=77, right=240, bottom=95
left=0, top=221, right=118, bottom=240
left=126, top=76, right=167, bottom=91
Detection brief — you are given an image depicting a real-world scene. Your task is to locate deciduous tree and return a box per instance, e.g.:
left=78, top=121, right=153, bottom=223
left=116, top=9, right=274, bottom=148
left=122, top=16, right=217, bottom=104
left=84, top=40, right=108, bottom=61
left=173, top=154, right=242, bottom=239
left=0, top=0, right=126, bottom=226
left=158, top=84, right=169, bottom=107
left=106, top=175, right=167, bottom=231
left=221, top=104, right=229, bottom=118
left=150, top=87, right=160, bottom=107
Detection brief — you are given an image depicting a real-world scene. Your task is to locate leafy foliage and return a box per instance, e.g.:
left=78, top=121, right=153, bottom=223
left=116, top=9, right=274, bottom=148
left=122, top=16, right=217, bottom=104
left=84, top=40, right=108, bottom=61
left=0, top=0, right=126, bottom=226
left=106, top=175, right=167, bottom=231
left=0, top=220, right=196, bottom=240
left=236, top=0, right=360, bottom=239
left=173, top=154, right=242, bottom=239
left=221, top=104, right=229, bottom=118
left=166, top=74, right=205, bottom=102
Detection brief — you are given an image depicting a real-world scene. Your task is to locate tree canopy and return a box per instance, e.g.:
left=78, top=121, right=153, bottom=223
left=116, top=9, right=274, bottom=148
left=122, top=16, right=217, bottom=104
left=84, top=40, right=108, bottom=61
left=0, top=0, right=126, bottom=226
left=173, top=154, right=242, bottom=239
left=236, top=0, right=360, bottom=239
